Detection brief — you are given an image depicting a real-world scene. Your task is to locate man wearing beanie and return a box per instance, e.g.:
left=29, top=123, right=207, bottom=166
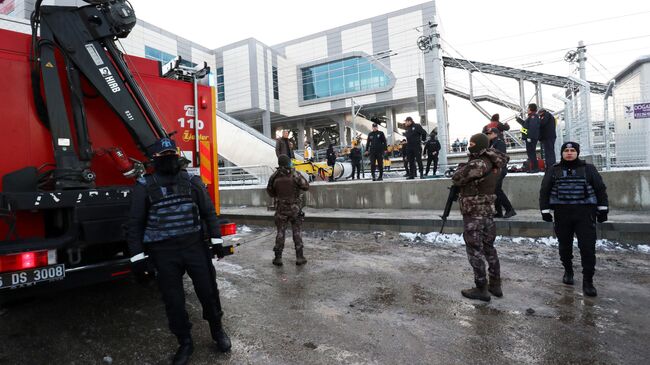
left=482, top=113, right=510, bottom=137
left=452, top=133, right=509, bottom=301
left=267, top=154, right=310, bottom=266
left=539, top=142, right=608, bottom=297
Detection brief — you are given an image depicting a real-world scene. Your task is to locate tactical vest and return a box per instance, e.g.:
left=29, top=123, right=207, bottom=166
left=459, top=156, right=498, bottom=197
left=142, top=174, right=201, bottom=243
left=272, top=169, right=300, bottom=205
left=549, top=166, right=597, bottom=205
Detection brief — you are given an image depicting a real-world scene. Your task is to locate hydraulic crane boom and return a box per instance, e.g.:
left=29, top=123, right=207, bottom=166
left=31, top=0, right=167, bottom=188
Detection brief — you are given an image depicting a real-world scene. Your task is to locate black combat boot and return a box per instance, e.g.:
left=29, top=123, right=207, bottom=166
left=209, top=319, right=232, bottom=352
left=173, top=336, right=194, bottom=365
left=488, top=276, right=503, bottom=297
left=461, top=282, right=491, bottom=302
left=562, top=268, right=574, bottom=285
left=272, top=251, right=283, bottom=266
left=583, top=277, right=597, bottom=297
left=295, top=248, right=307, bottom=266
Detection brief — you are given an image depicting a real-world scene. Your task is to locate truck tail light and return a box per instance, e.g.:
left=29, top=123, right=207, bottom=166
left=0, top=250, right=54, bottom=273
left=220, top=223, right=236, bottom=236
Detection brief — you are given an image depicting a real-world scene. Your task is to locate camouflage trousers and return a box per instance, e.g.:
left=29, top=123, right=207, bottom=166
left=462, top=215, right=500, bottom=285
left=274, top=203, right=303, bottom=253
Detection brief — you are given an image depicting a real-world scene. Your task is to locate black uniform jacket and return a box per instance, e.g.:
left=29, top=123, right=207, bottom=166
left=127, top=171, right=221, bottom=256
left=539, top=159, right=608, bottom=211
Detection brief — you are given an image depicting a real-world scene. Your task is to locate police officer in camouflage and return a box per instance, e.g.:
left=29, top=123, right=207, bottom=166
left=127, top=138, right=231, bottom=365
left=540, top=142, right=608, bottom=297
left=452, top=133, right=509, bottom=302
left=267, top=154, right=310, bottom=266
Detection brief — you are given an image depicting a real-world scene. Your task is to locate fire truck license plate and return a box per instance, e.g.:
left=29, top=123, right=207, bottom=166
left=0, top=264, right=65, bottom=290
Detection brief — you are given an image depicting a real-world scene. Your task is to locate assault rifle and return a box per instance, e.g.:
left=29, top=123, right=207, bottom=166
left=440, top=185, right=459, bottom=233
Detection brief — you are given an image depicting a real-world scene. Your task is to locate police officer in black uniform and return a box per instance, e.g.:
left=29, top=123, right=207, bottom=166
left=366, top=122, right=387, bottom=181
left=423, top=131, right=441, bottom=176
left=403, top=116, right=427, bottom=179
left=516, top=103, right=541, bottom=173
left=127, top=138, right=231, bottom=365
left=539, top=142, right=608, bottom=297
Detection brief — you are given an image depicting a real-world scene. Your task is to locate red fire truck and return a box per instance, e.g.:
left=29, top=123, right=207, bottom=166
left=0, top=0, right=233, bottom=303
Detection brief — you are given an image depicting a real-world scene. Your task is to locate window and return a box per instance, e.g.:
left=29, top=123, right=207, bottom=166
left=301, top=56, right=390, bottom=101
left=272, top=66, right=279, bottom=100
left=216, top=67, right=225, bottom=102
left=145, top=46, right=175, bottom=64
left=145, top=46, right=197, bottom=67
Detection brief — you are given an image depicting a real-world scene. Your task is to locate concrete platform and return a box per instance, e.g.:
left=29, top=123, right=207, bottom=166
left=221, top=207, right=650, bottom=245
left=220, top=169, right=650, bottom=211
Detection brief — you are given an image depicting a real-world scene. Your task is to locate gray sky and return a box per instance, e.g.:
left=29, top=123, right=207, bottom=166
left=133, top=0, right=650, bottom=139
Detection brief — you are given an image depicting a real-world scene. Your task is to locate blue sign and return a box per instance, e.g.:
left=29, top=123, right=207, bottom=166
left=634, top=102, right=650, bottom=119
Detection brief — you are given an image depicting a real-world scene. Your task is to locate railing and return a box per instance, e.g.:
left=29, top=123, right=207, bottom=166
left=218, top=165, right=275, bottom=186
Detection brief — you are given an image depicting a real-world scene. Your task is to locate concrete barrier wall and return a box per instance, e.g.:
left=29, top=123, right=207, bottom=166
left=219, top=170, right=650, bottom=211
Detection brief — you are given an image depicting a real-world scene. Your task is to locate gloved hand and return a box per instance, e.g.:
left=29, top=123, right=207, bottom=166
left=597, top=211, right=608, bottom=223
left=210, top=238, right=234, bottom=259
left=542, top=212, right=553, bottom=222
left=130, top=253, right=150, bottom=283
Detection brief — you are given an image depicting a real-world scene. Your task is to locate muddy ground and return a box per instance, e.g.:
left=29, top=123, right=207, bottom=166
left=1, top=227, right=649, bottom=365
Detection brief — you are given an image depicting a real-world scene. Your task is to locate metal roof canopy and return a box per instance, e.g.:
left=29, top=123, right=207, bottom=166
left=442, top=57, right=607, bottom=94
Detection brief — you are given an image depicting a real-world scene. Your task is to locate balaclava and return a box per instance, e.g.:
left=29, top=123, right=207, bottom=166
left=468, top=133, right=489, bottom=154
left=278, top=154, right=291, bottom=168
left=153, top=154, right=181, bottom=175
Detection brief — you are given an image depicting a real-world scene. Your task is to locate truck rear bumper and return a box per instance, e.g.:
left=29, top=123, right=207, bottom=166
left=0, top=257, right=132, bottom=304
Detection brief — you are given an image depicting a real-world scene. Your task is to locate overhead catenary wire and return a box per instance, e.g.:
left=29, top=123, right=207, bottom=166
left=440, top=37, right=521, bottom=108
left=458, top=10, right=650, bottom=47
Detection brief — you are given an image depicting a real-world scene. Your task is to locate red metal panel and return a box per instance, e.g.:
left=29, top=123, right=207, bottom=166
left=0, top=29, right=217, bottom=238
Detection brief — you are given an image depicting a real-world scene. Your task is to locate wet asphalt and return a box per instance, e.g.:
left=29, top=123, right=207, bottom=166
left=0, top=227, right=649, bottom=365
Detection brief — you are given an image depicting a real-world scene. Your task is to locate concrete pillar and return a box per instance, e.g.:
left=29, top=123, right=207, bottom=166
left=262, top=110, right=272, bottom=138
left=519, top=79, right=526, bottom=113
left=338, top=118, right=346, bottom=147
left=386, top=107, right=395, bottom=144
left=297, top=120, right=306, bottom=148
left=307, top=127, right=315, bottom=148
left=536, top=82, right=543, bottom=108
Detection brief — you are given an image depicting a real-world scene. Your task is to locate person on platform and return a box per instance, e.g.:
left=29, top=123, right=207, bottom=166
left=348, top=141, right=362, bottom=180
left=486, top=128, right=516, bottom=218
left=516, top=103, right=541, bottom=173
left=275, top=130, right=294, bottom=159
left=538, top=108, right=557, bottom=169
left=304, top=143, right=314, bottom=162
left=403, top=116, right=427, bottom=179
left=326, top=143, right=337, bottom=182
left=423, top=131, right=441, bottom=176
left=482, top=113, right=510, bottom=138
left=366, top=122, right=387, bottom=181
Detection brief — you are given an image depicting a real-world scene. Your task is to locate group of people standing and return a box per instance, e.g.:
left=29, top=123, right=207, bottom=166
left=343, top=122, right=390, bottom=181
left=123, top=111, right=610, bottom=363
left=516, top=103, right=557, bottom=173
left=451, top=130, right=608, bottom=302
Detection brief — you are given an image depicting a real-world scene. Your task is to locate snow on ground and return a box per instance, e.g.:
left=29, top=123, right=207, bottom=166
left=400, top=232, right=650, bottom=253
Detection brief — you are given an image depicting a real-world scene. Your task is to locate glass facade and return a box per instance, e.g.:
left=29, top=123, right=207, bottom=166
left=144, top=46, right=196, bottom=68
left=272, top=66, right=279, bottom=100
left=216, top=67, right=225, bottom=102
left=302, top=57, right=389, bottom=101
